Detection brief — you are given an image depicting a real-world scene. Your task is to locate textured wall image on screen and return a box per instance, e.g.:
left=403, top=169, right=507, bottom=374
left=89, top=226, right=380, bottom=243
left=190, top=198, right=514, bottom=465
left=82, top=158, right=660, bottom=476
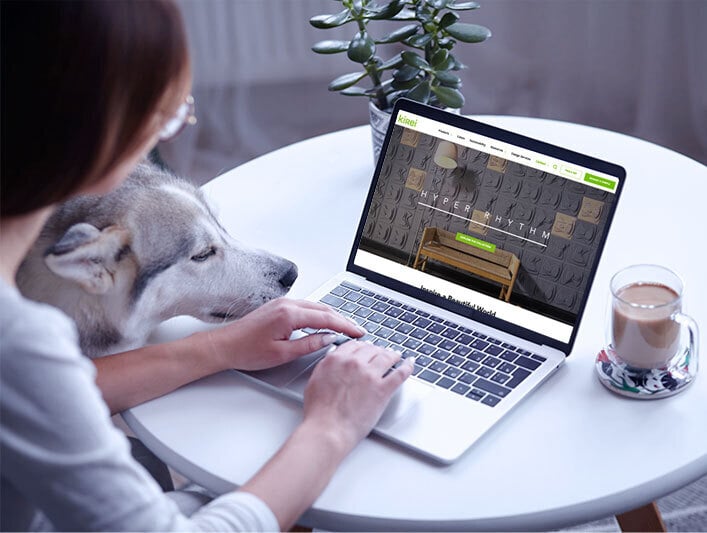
left=359, top=125, right=616, bottom=325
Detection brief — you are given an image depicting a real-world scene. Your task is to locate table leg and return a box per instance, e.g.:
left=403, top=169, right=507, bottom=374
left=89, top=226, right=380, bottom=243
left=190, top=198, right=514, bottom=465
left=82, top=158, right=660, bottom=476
left=616, top=502, right=666, bottom=532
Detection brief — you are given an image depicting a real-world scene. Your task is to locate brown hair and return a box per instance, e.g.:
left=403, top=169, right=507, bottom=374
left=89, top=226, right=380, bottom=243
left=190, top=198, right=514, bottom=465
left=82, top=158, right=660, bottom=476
left=1, top=0, right=190, bottom=216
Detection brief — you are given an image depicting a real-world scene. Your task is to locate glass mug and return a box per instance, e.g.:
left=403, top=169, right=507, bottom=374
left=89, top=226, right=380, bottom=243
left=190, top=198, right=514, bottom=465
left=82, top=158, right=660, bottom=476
left=607, top=264, right=699, bottom=370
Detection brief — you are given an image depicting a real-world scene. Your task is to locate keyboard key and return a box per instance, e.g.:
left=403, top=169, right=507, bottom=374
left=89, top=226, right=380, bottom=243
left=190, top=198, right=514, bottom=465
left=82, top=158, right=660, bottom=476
left=368, top=312, right=386, bottom=323
left=340, top=281, right=361, bottom=290
left=341, top=302, right=358, bottom=313
left=447, top=355, right=465, bottom=367
left=459, top=370, right=476, bottom=384
left=418, top=370, right=440, bottom=383
left=471, top=339, right=489, bottom=350
left=425, top=334, right=443, bottom=346
left=501, top=342, right=513, bottom=349
left=453, top=345, right=471, bottom=356
left=321, top=294, right=345, bottom=307
left=390, top=333, right=407, bottom=345
left=418, top=343, right=435, bottom=355
left=352, top=316, right=366, bottom=326
left=442, top=320, right=457, bottom=328
left=466, top=389, right=485, bottom=401
left=457, top=334, right=475, bottom=345
left=362, top=321, right=379, bottom=333
left=360, top=289, right=375, bottom=296
left=518, top=349, right=532, bottom=357
left=402, top=338, right=422, bottom=350
left=373, top=294, right=388, bottom=301
left=482, top=356, right=501, bottom=368
left=410, top=328, right=428, bottom=340
left=359, top=296, right=376, bottom=307
left=376, top=327, right=394, bottom=339
left=384, top=307, right=403, bottom=318
left=461, top=361, right=479, bottom=373
left=499, top=350, right=518, bottom=362
left=413, top=317, right=432, bottom=328
left=441, top=328, right=459, bottom=340
left=491, top=372, right=511, bottom=385
left=476, top=334, right=487, bottom=340
left=396, top=323, right=414, bottom=334
left=412, top=366, right=423, bottom=376
left=482, top=395, right=501, bottom=407
left=382, top=317, right=401, bottom=329
left=486, top=337, right=501, bottom=345
left=437, top=377, right=455, bottom=389
left=515, top=356, right=541, bottom=370
left=430, top=316, right=443, bottom=323
left=373, top=339, right=390, bottom=348
left=485, top=344, right=504, bottom=356
left=331, top=286, right=348, bottom=297
left=415, top=310, right=430, bottom=317
left=372, top=301, right=389, bottom=312
left=469, top=350, right=485, bottom=362
left=400, top=312, right=417, bottom=323
left=443, top=367, right=462, bottom=379
left=388, top=299, right=402, bottom=308
left=354, top=307, right=372, bottom=318
left=459, top=327, right=475, bottom=335
left=429, top=361, right=448, bottom=373
left=451, top=383, right=470, bottom=395
left=431, top=349, right=449, bottom=361
left=401, top=304, right=416, bottom=312
left=506, top=368, right=531, bottom=389
left=416, top=355, right=432, bottom=367
left=475, top=367, right=494, bottom=379
left=531, top=354, right=547, bottom=363
left=429, top=323, right=445, bottom=334
left=439, top=339, right=456, bottom=351
left=343, top=292, right=362, bottom=302
left=499, top=362, right=517, bottom=374
left=473, top=378, right=511, bottom=398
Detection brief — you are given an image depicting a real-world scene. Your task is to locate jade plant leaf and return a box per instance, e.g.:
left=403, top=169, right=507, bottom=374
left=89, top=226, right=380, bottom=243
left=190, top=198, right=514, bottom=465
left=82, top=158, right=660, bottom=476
left=434, top=70, right=461, bottom=87
left=431, top=85, right=465, bottom=107
left=312, top=40, right=350, bottom=54
left=406, top=80, right=431, bottom=103
left=444, top=22, right=491, bottom=42
left=393, top=64, right=421, bottom=82
left=447, top=1, right=480, bottom=10
left=401, top=51, right=430, bottom=69
left=328, top=71, right=368, bottom=91
left=347, top=31, right=376, bottom=63
left=376, top=24, right=418, bottom=44
left=309, top=10, right=352, bottom=29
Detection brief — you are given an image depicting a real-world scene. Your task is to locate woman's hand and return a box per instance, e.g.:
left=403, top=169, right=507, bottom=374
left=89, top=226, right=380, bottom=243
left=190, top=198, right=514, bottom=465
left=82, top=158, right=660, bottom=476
left=204, top=298, right=366, bottom=372
left=302, top=340, right=415, bottom=454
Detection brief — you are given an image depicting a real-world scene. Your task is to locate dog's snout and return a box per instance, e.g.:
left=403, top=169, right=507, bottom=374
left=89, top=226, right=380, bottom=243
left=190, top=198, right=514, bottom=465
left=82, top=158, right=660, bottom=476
left=278, top=262, right=298, bottom=289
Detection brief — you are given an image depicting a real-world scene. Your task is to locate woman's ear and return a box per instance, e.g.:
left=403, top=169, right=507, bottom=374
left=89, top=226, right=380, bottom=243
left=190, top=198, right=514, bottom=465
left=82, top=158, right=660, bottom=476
left=44, top=223, right=131, bottom=294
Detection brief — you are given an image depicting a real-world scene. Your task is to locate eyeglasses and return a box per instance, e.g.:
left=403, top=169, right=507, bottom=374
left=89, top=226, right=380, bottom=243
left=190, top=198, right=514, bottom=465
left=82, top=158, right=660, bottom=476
left=158, top=94, right=197, bottom=142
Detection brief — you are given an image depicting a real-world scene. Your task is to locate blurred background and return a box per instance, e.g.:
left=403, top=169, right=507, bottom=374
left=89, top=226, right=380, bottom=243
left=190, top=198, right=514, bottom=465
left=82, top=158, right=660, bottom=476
left=159, top=0, right=707, bottom=185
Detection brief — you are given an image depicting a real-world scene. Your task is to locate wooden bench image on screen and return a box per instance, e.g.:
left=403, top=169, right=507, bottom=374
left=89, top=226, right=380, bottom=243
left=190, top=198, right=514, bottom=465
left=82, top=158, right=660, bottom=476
left=413, top=227, right=520, bottom=302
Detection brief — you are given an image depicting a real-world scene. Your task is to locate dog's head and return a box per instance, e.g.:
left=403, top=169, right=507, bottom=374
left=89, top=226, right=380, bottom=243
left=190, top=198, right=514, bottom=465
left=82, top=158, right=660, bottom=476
left=18, top=162, right=297, bottom=356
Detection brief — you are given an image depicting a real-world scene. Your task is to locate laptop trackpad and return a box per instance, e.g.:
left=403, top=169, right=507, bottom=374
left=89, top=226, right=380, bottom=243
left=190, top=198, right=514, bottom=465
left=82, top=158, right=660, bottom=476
left=376, top=378, right=433, bottom=429
left=286, top=370, right=433, bottom=428
left=244, top=346, right=329, bottom=389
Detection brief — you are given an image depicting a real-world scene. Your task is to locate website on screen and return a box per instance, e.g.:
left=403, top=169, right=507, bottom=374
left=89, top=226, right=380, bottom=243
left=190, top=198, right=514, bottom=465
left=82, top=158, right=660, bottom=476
left=353, top=111, right=619, bottom=343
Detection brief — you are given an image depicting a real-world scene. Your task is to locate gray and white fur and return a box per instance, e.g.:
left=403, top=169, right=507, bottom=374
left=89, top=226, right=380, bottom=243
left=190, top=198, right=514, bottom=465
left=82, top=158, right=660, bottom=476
left=17, top=162, right=298, bottom=357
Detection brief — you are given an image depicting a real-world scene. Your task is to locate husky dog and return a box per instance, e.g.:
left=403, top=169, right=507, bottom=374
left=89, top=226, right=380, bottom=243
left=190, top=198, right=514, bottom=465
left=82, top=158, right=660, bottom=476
left=17, top=162, right=298, bottom=358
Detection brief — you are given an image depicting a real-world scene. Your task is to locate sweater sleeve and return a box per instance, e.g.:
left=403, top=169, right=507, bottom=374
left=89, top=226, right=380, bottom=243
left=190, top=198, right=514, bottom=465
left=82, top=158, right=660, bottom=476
left=0, top=291, right=278, bottom=532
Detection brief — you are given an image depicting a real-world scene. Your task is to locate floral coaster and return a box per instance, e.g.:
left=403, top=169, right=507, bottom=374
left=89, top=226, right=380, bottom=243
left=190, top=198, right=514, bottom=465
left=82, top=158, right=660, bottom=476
left=595, top=347, right=697, bottom=399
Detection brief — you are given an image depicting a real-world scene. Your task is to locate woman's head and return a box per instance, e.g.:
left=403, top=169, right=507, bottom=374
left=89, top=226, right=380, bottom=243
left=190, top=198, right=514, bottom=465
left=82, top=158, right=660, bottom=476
left=1, top=0, right=191, bottom=217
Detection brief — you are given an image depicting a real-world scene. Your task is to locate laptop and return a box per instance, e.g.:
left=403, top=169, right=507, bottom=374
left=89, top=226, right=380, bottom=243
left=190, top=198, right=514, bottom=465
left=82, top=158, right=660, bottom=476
left=240, top=99, right=625, bottom=464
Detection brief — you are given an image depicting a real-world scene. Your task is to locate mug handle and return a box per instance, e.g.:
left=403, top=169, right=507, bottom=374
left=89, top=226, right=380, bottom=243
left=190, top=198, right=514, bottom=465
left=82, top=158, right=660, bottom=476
left=673, top=312, right=700, bottom=374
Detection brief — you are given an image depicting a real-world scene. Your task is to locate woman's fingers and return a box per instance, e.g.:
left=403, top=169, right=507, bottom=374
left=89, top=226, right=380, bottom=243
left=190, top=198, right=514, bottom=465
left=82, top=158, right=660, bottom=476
left=282, top=303, right=365, bottom=339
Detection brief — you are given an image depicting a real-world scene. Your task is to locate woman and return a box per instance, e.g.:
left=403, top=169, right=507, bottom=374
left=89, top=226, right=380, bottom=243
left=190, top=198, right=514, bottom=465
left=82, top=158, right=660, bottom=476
left=0, top=1, right=414, bottom=530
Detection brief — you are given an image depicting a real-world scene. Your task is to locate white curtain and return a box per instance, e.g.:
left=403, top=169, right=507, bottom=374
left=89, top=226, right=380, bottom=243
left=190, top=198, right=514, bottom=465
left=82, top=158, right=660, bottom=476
left=160, top=0, right=706, bottom=183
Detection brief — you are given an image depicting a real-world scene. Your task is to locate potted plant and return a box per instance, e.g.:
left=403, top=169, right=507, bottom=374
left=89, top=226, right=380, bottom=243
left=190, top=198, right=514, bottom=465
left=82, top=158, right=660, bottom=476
left=310, top=0, right=491, bottom=161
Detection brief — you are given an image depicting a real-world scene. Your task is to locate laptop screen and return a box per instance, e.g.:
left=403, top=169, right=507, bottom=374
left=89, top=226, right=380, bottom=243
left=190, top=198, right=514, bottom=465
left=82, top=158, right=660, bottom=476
left=349, top=100, right=624, bottom=350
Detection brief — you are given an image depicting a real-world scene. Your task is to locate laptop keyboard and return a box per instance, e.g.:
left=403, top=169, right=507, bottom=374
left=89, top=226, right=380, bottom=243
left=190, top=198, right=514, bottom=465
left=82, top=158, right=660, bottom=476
left=311, top=282, right=547, bottom=408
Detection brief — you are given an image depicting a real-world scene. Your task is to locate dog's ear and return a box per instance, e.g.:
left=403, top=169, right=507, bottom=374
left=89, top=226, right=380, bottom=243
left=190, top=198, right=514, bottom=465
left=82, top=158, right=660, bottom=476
left=44, top=223, right=131, bottom=294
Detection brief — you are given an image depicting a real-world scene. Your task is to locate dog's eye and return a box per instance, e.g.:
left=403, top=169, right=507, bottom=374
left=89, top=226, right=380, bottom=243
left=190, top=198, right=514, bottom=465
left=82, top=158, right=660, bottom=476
left=191, top=247, right=216, bottom=262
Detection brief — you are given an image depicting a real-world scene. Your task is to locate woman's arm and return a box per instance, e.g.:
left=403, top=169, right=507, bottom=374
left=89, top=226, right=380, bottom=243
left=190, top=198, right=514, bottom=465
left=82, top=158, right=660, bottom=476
left=95, top=299, right=365, bottom=414
left=240, top=341, right=414, bottom=530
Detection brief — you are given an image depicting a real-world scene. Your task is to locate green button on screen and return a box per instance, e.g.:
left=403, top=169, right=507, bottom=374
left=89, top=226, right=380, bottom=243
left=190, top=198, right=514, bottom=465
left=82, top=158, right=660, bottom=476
left=584, top=173, right=616, bottom=191
left=455, top=232, right=496, bottom=253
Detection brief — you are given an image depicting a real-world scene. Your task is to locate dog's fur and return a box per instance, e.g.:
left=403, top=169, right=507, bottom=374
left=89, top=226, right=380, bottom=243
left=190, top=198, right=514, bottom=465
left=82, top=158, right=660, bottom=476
left=17, top=162, right=298, bottom=357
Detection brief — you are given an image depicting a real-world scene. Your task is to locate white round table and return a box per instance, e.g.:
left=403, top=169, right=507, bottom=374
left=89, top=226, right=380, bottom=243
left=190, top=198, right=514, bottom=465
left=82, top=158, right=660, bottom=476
left=125, top=117, right=707, bottom=531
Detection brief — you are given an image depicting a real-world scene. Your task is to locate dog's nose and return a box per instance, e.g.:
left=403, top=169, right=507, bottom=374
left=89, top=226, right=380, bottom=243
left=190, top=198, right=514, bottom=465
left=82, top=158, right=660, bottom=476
left=278, top=262, right=298, bottom=289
